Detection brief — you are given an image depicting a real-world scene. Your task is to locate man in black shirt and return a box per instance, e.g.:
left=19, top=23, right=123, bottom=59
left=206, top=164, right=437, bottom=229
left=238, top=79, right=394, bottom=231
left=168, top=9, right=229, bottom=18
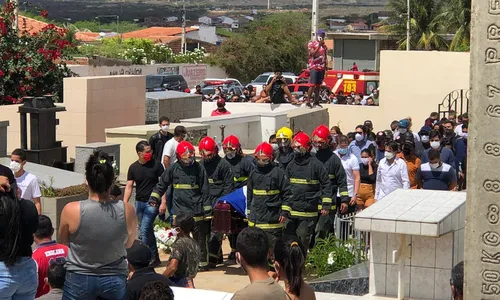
left=124, top=141, right=165, bottom=267
left=264, top=71, right=297, bottom=104
left=149, top=116, right=173, bottom=164
left=126, top=240, right=172, bottom=300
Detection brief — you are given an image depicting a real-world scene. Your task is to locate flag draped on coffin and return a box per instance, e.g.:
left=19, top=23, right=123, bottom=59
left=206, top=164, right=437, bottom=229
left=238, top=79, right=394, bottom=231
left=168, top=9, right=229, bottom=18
left=216, top=186, right=247, bottom=217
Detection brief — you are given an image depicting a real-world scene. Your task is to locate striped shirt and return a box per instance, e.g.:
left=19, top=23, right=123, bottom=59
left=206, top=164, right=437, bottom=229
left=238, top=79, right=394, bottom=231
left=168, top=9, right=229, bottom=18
left=417, top=162, right=457, bottom=190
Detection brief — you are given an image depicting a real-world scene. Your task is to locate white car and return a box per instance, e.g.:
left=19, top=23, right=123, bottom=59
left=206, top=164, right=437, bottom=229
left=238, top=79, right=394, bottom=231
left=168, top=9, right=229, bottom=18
left=191, top=78, right=243, bottom=93
left=247, top=72, right=298, bottom=94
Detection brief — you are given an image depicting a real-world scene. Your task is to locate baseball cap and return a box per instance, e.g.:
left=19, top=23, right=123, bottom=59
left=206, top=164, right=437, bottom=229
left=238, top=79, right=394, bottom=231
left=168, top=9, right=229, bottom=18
left=217, top=98, right=226, bottom=106
left=317, top=29, right=326, bottom=36
left=398, top=119, right=410, bottom=128
left=126, top=240, right=151, bottom=267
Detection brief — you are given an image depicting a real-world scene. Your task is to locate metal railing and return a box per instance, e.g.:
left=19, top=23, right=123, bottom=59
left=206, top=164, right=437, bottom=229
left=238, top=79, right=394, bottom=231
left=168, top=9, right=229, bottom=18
left=335, top=212, right=370, bottom=263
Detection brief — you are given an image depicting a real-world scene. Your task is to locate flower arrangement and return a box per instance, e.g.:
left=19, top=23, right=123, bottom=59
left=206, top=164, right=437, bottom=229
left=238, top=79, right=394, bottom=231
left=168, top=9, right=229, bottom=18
left=0, top=1, right=75, bottom=104
left=154, top=224, right=176, bottom=254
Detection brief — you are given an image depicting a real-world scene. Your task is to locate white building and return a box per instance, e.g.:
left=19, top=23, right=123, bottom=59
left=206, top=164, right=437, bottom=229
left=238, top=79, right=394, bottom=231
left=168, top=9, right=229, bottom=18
left=185, top=26, right=221, bottom=44
left=198, top=16, right=212, bottom=25
left=165, top=16, right=178, bottom=22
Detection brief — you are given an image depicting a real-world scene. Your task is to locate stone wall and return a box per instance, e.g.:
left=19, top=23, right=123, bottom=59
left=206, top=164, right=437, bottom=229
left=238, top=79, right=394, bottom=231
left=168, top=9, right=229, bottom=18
left=146, top=91, right=202, bottom=124
left=287, top=108, right=329, bottom=135
left=42, top=193, right=87, bottom=241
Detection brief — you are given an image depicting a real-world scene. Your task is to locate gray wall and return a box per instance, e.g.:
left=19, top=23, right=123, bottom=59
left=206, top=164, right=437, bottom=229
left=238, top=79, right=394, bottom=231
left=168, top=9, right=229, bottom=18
left=333, top=39, right=377, bottom=71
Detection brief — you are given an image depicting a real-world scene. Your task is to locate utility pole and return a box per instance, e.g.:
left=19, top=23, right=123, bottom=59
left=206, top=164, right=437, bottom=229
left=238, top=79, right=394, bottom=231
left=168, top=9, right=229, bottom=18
left=311, top=0, right=318, bottom=40
left=14, top=0, right=19, bottom=31
left=267, top=0, right=270, bottom=10
left=181, top=0, right=186, bottom=54
left=406, top=0, right=410, bottom=51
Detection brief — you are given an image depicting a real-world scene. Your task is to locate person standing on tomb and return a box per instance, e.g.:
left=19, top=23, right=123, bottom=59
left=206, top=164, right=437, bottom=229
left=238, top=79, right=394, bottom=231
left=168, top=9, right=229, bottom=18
left=124, top=141, right=165, bottom=267
left=149, top=116, right=173, bottom=164
left=417, top=149, right=457, bottom=191
left=375, top=141, right=410, bottom=201
left=284, top=132, right=332, bottom=250
left=10, top=148, right=42, bottom=214
left=150, top=141, right=212, bottom=272
left=306, top=30, right=328, bottom=108
left=222, top=135, right=254, bottom=260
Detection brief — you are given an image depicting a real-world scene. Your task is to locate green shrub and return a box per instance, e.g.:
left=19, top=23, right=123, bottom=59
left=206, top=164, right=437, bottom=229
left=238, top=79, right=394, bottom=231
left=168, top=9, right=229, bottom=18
left=306, top=235, right=367, bottom=277
left=40, top=177, right=88, bottom=197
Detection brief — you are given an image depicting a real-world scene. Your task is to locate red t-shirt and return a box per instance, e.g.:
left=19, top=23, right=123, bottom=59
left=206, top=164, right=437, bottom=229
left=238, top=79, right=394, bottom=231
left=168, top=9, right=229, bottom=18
left=32, top=241, right=68, bottom=298
left=211, top=109, right=231, bottom=116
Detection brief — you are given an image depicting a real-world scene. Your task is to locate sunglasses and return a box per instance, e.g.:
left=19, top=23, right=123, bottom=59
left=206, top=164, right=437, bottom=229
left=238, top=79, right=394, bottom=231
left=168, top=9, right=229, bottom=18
left=49, top=257, right=66, bottom=266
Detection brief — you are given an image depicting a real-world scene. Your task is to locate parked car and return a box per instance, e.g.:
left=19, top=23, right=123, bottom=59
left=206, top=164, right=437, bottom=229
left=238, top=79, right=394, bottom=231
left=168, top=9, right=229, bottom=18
left=248, top=72, right=298, bottom=94
left=192, top=78, right=243, bottom=93
left=146, top=74, right=189, bottom=92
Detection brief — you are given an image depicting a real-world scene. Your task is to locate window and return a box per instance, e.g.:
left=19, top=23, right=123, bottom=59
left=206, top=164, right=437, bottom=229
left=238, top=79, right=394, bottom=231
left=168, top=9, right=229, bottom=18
left=366, top=81, right=378, bottom=94
left=253, top=75, right=270, bottom=83
left=284, top=77, right=294, bottom=84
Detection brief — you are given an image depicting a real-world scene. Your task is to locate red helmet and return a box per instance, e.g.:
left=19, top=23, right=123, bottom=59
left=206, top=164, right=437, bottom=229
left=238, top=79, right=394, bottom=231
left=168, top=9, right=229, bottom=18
left=222, top=135, right=241, bottom=150
left=254, top=142, right=274, bottom=161
left=292, top=132, right=311, bottom=154
left=176, top=141, right=195, bottom=164
left=312, top=124, right=330, bottom=142
left=199, top=136, right=218, bottom=156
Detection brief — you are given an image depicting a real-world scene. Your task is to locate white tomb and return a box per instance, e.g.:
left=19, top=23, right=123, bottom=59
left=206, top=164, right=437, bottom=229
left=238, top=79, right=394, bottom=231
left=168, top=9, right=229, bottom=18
left=355, top=189, right=466, bottom=300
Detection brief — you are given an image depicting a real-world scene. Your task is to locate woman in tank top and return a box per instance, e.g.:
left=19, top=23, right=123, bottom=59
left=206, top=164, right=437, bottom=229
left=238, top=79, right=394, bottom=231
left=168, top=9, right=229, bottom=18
left=59, top=151, right=137, bottom=300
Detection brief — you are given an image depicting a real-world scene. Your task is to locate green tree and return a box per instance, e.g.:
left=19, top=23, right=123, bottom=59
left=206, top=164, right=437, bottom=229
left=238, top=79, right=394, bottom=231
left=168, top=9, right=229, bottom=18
left=72, top=20, right=143, bottom=34
left=435, top=0, right=471, bottom=51
left=209, top=12, right=310, bottom=83
left=379, top=0, right=448, bottom=51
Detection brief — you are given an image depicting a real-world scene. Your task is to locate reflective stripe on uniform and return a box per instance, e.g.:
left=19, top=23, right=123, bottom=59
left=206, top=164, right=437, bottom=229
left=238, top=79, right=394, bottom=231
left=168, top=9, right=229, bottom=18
left=318, top=204, right=337, bottom=210
left=322, top=197, right=333, bottom=203
left=340, top=191, right=349, bottom=196
left=208, top=179, right=223, bottom=184
left=234, top=176, right=248, bottom=182
left=204, top=206, right=212, bottom=211
left=151, top=192, right=160, bottom=199
left=289, top=178, right=319, bottom=184
left=328, top=174, right=336, bottom=179
left=290, top=210, right=318, bottom=218
left=246, top=209, right=250, bottom=215
left=253, top=189, right=280, bottom=196
left=282, top=205, right=291, bottom=212
left=248, top=221, right=284, bottom=229
left=173, top=184, right=199, bottom=189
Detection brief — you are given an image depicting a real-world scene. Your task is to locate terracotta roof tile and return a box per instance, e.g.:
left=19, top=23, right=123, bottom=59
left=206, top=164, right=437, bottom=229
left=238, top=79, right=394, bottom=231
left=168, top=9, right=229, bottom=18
left=121, top=27, right=198, bottom=39
left=17, top=15, right=54, bottom=35
left=75, top=32, right=100, bottom=42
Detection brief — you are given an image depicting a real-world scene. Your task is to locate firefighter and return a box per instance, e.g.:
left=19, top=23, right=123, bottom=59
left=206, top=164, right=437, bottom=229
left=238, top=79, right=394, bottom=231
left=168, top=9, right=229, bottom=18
left=199, top=136, right=234, bottom=267
left=247, top=142, right=293, bottom=255
left=284, top=132, right=333, bottom=250
left=149, top=141, right=212, bottom=271
left=275, top=126, right=295, bottom=170
left=222, top=134, right=254, bottom=259
left=311, top=124, right=349, bottom=242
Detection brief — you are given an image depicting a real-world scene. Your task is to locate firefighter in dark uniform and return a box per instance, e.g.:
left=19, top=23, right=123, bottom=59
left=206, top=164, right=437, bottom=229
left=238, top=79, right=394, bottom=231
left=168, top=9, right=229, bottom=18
left=198, top=136, right=234, bottom=267
left=222, top=134, right=254, bottom=260
left=247, top=142, right=293, bottom=255
left=311, top=124, right=349, bottom=243
left=149, top=141, right=212, bottom=271
left=284, top=132, right=333, bottom=250
left=275, top=126, right=295, bottom=170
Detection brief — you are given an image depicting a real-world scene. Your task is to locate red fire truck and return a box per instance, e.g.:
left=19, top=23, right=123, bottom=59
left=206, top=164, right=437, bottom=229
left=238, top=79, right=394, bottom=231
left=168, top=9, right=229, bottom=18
left=297, top=69, right=380, bottom=96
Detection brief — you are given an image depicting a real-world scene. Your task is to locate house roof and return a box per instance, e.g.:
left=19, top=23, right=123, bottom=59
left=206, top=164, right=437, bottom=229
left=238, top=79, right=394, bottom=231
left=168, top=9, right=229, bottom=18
left=17, top=15, right=52, bottom=35
left=121, top=27, right=198, bottom=39
left=75, top=32, right=101, bottom=42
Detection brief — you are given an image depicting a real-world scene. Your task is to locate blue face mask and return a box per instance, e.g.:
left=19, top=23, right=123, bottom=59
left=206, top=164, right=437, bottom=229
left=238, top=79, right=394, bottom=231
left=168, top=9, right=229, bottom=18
left=338, top=148, right=348, bottom=155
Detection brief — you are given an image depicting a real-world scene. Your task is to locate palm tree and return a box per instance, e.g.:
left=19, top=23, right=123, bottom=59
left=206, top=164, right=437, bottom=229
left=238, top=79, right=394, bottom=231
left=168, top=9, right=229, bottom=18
left=435, top=0, right=471, bottom=51
left=379, top=0, right=449, bottom=51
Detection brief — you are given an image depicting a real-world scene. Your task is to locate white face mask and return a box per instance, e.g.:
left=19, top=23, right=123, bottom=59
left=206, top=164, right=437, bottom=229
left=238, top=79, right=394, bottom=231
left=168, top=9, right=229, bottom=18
left=9, top=161, right=21, bottom=173
left=399, top=128, right=407, bottom=134
left=161, top=125, right=169, bottom=132
left=384, top=151, right=395, bottom=160
left=271, top=143, right=279, bottom=151
left=430, top=141, right=441, bottom=149
left=355, top=133, right=364, bottom=142
left=226, top=151, right=236, bottom=159
left=430, top=163, right=440, bottom=169
left=311, top=146, right=318, bottom=154
left=361, top=158, right=370, bottom=165
left=421, top=135, right=430, bottom=143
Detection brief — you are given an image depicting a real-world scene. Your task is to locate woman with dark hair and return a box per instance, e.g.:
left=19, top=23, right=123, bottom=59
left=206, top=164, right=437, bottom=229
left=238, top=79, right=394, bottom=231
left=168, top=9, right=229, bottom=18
left=273, top=237, right=316, bottom=300
left=59, top=151, right=137, bottom=300
left=357, top=149, right=377, bottom=210
left=0, top=164, right=39, bottom=298
left=375, top=141, right=410, bottom=201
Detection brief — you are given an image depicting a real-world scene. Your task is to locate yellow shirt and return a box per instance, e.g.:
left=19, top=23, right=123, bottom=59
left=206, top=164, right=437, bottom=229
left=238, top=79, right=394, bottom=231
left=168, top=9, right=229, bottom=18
left=397, top=153, right=421, bottom=189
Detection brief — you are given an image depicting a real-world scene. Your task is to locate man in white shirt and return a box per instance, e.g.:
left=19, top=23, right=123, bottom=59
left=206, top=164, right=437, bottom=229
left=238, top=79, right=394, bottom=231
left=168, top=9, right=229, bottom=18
left=334, top=135, right=360, bottom=214
left=375, top=141, right=410, bottom=201
left=162, top=125, right=187, bottom=170
left=10, top=148, right=42, bottom=214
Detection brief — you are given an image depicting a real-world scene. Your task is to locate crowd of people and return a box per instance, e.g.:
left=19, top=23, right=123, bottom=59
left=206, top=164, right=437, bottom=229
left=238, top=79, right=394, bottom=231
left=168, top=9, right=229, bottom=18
left=0, top=105, right=468, bottom=300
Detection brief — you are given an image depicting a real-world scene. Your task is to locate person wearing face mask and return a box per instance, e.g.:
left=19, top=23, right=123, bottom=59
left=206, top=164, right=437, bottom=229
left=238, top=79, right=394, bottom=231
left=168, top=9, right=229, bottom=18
left=268, top=134, right=279, bottom=162
left=284, top=132, right=332, bottom=250
left=10, top=148, right=42, bottom=214
left=311, top=125, right=349, bottom=243
left=357, top=149, right=377, bottom=210
left=162, top=213, right=201, bottom=288
left=375, top=141, right=410, bottom=201
left=275, top=127, right=295, bottom=170
left=454, top=122, right=468, bottom=190
left=421, top=130, right=456, bottom=167
left=374, top=131, right=387, bottom=163
left=363, top=120, right=376, bottom=141
left=397, top=139, right=421, bottom=189
left=124, top=141, right=165, bottom=266
left=419, top=126, right=432, bottom=150
left=199, top=137, right=234, bottom=268
left=393, top=118, right=423, bottom=156
left=417, top=149, right=457, bottom=191
left=441, top=119, right=459, bottom=153
left=348, top=125, right=376, bottom=163
left=454, top=113, right=468, bottom=137
left=222, top=135, right=254, bottom=259
left=150, top=141, right=212, bottom=272
left=211, top=98, right=232, bottom=116
left=149, top=116, right=173, bottom=164
left=246, top=142, right=292, bottom=262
